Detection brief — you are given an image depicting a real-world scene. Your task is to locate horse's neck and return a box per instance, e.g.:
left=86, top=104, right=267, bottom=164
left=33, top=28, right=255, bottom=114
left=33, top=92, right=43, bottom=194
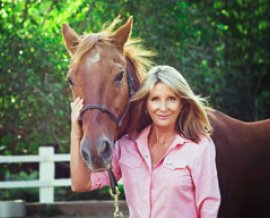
left=118, top=58, right=141, bottom=137
left=126, top=57, right=141, bottom=90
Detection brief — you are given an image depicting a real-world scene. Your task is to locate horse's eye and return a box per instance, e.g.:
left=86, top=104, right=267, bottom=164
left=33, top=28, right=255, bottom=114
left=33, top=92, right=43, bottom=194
left=114, top=71, right=124, bottom=82
left=67, top=77, right=74, bottom=86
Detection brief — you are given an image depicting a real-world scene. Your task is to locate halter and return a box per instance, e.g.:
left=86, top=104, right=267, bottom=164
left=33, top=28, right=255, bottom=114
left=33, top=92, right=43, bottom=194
left=78, top=60, right=136, bottom=128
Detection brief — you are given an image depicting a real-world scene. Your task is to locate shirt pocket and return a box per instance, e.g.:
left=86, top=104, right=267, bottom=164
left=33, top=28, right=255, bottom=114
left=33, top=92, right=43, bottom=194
left=119, top=155, right=144, bottom=187
left=162, top=159, right=193, bottom=188
left=119, top=156, right=142, bottom=168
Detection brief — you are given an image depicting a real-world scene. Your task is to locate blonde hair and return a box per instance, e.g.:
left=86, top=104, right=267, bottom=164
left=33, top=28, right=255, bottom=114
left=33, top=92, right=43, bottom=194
left=128, top=65, right=213, bottom=143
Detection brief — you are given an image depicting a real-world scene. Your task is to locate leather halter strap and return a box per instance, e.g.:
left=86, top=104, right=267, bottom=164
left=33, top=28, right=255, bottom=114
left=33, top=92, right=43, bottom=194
left=78, top=59, right=136, bottom=128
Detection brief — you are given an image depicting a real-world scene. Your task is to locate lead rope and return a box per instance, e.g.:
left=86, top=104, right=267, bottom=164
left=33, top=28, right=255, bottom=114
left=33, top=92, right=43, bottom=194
left=108, top=168, right=124, bottom=218
left=109, top=186, right=123, bottom=218
left=108, top=59, right=135, bottom=218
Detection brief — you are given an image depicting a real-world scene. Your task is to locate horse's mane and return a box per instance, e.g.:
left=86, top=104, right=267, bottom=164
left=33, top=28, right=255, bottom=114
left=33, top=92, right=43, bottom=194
left=71, top=17, right=155, bottom=82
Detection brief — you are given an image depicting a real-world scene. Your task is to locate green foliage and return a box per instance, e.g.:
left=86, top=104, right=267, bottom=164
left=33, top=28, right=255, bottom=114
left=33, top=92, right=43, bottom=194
left=1, top=0, right=269, bottom=201
left=55, top=184, right=125, bottom=202
left=121, top=0, right=270, bottom=120
left=0, top=170, right=39, bottom=201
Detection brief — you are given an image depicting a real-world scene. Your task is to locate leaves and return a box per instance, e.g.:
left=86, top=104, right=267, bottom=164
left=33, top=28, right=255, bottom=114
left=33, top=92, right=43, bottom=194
left=0, top=0, right=269, bottom=202
left=1, top=0, right=269, bottom=158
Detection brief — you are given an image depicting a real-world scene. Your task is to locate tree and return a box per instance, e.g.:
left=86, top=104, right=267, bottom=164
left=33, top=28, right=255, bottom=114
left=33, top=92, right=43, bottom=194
left=1, top=0, right=269, bottom=201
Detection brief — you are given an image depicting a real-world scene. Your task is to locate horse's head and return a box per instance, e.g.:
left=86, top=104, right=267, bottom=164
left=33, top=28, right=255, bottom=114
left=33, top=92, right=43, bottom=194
left=62, top=17, right=136, bottom=171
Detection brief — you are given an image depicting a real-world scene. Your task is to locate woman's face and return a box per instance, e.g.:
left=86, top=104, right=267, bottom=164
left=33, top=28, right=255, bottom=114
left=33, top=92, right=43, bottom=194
left=146, top=82, right=183, bottom=129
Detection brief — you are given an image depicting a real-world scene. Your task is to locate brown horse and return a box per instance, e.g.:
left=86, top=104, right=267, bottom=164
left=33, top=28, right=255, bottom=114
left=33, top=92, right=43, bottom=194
left=210, top=111, right=270, bottom=217
left=62, top=17, right=153, bottom=171
left=62, top=17, right=270, bottom=217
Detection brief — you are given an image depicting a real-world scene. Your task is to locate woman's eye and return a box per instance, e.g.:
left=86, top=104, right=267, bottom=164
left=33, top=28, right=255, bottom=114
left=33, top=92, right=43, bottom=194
left=168, top=97, right=176, bottom=101
left=151, top=97, right=159, bottom=101
left=114, top=71, right=124, bottom=82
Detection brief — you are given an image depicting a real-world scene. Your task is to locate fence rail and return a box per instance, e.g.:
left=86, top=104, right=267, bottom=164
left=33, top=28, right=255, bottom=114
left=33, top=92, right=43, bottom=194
left=0, top=147, right=71, bottom=203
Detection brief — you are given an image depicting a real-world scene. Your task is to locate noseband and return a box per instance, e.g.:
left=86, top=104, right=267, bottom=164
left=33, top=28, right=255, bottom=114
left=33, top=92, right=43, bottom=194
left=78, top=60, right=136, bottom=128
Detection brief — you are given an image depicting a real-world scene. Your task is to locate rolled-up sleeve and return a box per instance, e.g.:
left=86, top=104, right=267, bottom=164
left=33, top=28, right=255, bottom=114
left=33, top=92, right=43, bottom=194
left=90, top=140, right=122, bottom=190
left=191, top=137, right=221, bottom=218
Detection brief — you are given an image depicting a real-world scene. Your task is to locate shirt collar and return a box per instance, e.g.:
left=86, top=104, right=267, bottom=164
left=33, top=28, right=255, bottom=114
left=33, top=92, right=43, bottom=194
left=135, top=125, right=152, bottom=147
left=174, top=133, right=191, bottom=145
left=135, top=124, right=191, bottom=148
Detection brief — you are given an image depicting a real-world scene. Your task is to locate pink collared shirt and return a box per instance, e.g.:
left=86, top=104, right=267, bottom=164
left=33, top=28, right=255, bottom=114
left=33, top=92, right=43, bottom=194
left=90, top=125, right=221, bottom=218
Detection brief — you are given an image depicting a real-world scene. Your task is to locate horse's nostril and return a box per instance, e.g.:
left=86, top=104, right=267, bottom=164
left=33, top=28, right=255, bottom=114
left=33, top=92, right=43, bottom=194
left=81, top=149, right=90, bottom=163
left=101, top=140, right=112, bottom=160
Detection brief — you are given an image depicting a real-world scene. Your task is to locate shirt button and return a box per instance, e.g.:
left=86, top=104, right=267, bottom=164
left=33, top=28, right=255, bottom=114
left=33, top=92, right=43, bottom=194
left=144, top=154, right=149, bottom=158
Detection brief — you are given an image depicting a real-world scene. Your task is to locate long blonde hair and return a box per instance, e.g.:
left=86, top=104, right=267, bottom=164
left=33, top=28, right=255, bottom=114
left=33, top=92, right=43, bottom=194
left=128, top=65, right=212, bottom=143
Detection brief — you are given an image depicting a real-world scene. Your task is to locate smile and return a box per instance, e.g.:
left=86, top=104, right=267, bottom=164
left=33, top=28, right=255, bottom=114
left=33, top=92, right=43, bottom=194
left=157, top=114, right=170, bottom=119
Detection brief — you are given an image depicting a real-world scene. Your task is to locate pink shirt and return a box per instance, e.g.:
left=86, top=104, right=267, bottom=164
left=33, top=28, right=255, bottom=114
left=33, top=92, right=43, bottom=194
left=90, top=125, right=221, bottom=218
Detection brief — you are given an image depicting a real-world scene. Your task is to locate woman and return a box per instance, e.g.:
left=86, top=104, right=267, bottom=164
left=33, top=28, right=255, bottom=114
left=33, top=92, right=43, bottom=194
left=70, top=65, right=221, bottom=218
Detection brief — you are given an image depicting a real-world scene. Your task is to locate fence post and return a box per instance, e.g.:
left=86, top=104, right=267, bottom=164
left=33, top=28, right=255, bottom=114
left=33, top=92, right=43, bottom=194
left=39, top=147, right=55, bottom=203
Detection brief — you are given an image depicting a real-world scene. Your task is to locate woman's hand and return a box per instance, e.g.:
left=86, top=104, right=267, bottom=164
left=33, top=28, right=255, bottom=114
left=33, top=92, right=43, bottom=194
left=71, top=97, right=83, bottom=124
left=70, top=97, right=83, bottom=137
left=70, top=97, right=92, bottom=191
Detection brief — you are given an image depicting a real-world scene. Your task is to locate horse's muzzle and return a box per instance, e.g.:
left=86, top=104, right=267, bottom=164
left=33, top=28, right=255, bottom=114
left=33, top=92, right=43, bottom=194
left=80, top=136, right=114, bottom=171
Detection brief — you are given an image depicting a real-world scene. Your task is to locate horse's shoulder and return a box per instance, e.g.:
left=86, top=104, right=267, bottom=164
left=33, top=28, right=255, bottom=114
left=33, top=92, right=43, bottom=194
left=207, top=109, right=244, bottom=146
left=208, top=109, right=245, bottom=131
left=209, top=109, right=239, bottom=122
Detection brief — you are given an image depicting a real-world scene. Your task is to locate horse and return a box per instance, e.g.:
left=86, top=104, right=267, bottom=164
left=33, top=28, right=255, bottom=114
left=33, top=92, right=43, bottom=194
left=62, top=16, right=270, bottom=218
left=62, top=16, right=153, bottom=171
left=209, top=110, right=270, bottom=217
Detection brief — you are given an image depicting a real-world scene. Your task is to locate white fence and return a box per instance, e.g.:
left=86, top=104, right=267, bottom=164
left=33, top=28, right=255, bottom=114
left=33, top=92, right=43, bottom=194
left=0, top=147, right=71, bottom=203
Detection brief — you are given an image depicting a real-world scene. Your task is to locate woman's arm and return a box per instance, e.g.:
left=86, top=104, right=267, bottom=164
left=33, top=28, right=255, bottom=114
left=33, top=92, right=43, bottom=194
left=70, top=97, right=92, bottom=192
left=191, top=137, right=221, bottom=218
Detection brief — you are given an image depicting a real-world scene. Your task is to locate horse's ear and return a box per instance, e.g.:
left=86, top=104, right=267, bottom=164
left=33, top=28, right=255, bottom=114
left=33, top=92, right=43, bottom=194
left=62, top=23, right=79, bottom=55
left=112, top=16, right=133, bottom=47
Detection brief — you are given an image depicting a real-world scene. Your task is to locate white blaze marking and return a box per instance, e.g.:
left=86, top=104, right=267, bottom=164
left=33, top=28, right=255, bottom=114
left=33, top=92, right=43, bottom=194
left=88, top=52, right=100, bottom=64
